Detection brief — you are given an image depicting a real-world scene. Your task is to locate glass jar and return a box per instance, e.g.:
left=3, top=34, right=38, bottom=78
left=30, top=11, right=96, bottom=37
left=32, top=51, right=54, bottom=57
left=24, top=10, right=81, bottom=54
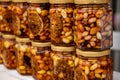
left=49, top=0, right=74, bottom=46
left=31, top=41, right=53, bottom=80
left=75, top=49, right=113, bottom=80
left=74, top=0, right=112, bottom=51
left=51, top=45, right=75, bottom=80
left=12, top=0, right=28, bottom=37
left=27, top=0, right=50, bottom=42
left=0, top=0, right=13, bottom=34
left=0, top=32, right=3, bottom=64
left=2, top=34, right=17, bottom=69
left=15, top=37, right=32, bottom=75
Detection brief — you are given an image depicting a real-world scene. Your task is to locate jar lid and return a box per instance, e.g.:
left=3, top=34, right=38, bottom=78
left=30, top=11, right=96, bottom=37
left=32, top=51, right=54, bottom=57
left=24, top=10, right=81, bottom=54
left=28, top=0, right=49, bottom=3
left=2, top=34, right=15, bottom=39
left=16, top=37, right=30, bottom=43
left=32, top=41, right=51, bottom=47
left=51, top=45, right=75, bottom=52
left=74, top=0, right=110, bottom=4
left=49, top=0, right=73, bottom=4
left=12, top=0, right=26, bottom=2
left=76, top=49, right=110, bottom=57
left=0, top=0, right=11, bottom=2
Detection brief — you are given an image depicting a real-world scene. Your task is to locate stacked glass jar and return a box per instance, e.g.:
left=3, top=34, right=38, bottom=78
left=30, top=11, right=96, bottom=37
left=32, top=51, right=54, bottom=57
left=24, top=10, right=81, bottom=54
left=0, top=0, right=13, bottom=34
left=74, top=0, right=113, bottom=80
left=49, top=0, right=75, bottom=80
left=27, top=0, right=53, bottom=79
left=2, top=34, right=17, bottom=69
left=31, top=41, right=53, bottom=80
left=15, top=37, right=32, bottom=75
left=0, top=0, right=18, bottom=69
left=12, top=0, right=28, bottom=37
left=27, top=0, right=50, bottom=42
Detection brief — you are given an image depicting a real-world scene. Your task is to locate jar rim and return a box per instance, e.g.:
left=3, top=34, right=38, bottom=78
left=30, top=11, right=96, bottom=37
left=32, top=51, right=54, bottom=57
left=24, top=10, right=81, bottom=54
left=0, top=0, right=11, bottom=2
left=16, top=37, right=30, bottom=43
left=32, top=41, right=51, bottom=47
left=2, top=34, right=15, bottom=39
left=76, top=49, right=110, bottom=57
left=28, top=0, right=49, bottom=3
left=74, top=0, right=110, bottom=4
left=51, top=44, right=75, bottom=52
left=49, top=0, right=73, bottom=4
left=12, top=0, right=26, bottom=2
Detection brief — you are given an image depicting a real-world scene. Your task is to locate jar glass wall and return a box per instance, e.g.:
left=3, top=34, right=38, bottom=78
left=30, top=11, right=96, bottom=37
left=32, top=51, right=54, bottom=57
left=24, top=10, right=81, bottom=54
left=50, top=4, right=74, bottom=46
left=27, top=3, right=50, bottom=42
left=15, top=37, right=32, bottom=75
left=31, top=41, right=53, bottom=80
left=74, top=4, right=112, bottom=51
left=0, top=33, right=3, bottom=64
left=2, top=34, right=17, bottom=69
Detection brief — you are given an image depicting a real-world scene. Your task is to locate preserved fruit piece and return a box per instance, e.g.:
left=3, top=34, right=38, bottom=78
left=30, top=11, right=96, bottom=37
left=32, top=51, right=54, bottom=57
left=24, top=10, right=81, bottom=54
left=15, top=37, right=32, bottom=75
left=12, top=0, right=28, bottom=37
left=27, top=0, right=50, bottom=42
left=74, top=1, right=112, bottom=51
left=31, top=41, right=53, bottom=80
left=75, top=49, right=113, bottom=80
left=51, top=45, right=75, bottom=80
left=2, top=34, right=17, bottom=69
left=50, top=0, right=74, bottom=46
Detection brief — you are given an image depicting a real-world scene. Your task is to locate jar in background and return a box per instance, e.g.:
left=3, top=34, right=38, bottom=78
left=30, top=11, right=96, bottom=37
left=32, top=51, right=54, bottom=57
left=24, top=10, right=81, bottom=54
left=2, top=34, right=17, bottom=69
left=50, top=0, right=74, bottom=46
left=0, top=32, right=3, bottom=64
left=15, top=37, right=32, bottom=75
left=51, top=45, right=75, bottom=80
left=0, top=0, right=13, bottom=34
left=75, top=49, right=113, bottom=80
left=31, top=41, right=53, bottom=80
left=12, top=0, right=28, bottom=37
left=74, top=0, right=112, bottom=51
left=27, top=0, right=50, bottom=42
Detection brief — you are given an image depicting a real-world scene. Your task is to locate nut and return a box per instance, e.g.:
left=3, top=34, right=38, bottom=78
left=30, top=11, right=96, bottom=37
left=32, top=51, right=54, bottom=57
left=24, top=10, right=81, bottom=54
left=84, top=35, right=92, bottom=40
left=85, top=66, right=89, bottom=75
left=62, top=38, right=70, bottom=44
left=90, top=64, right=98, bottom=70
left=82, top=31, right=89, bottom=37
left=96, top=32, right=102, bottom=40
left=88, top=17, right=96, bottom=23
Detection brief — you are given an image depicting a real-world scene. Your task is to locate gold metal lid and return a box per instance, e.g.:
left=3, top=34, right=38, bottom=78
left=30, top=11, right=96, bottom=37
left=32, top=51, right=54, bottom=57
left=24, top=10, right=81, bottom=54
left=0, top=0, right=11, bottom=2
left=12, top=0, right=26, bottom=2
left=76, top=49, right=110, bottom=57
left=32, top=41, right=51, bottom=47
left=16, top=37, right=30, bottom=43
left=74, top=0, right=110, bottom=4
left=51, top=45, right=75, bottom=52
left=49, top=0, right=73, bottom=4
left=28, top=0, right=49, bottom=3
left=2, top=34, right=15, bottom=39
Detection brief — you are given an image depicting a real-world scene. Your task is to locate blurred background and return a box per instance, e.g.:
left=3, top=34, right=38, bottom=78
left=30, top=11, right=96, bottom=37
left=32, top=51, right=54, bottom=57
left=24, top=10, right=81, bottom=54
left=111, top=0, right=120, bottom=72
